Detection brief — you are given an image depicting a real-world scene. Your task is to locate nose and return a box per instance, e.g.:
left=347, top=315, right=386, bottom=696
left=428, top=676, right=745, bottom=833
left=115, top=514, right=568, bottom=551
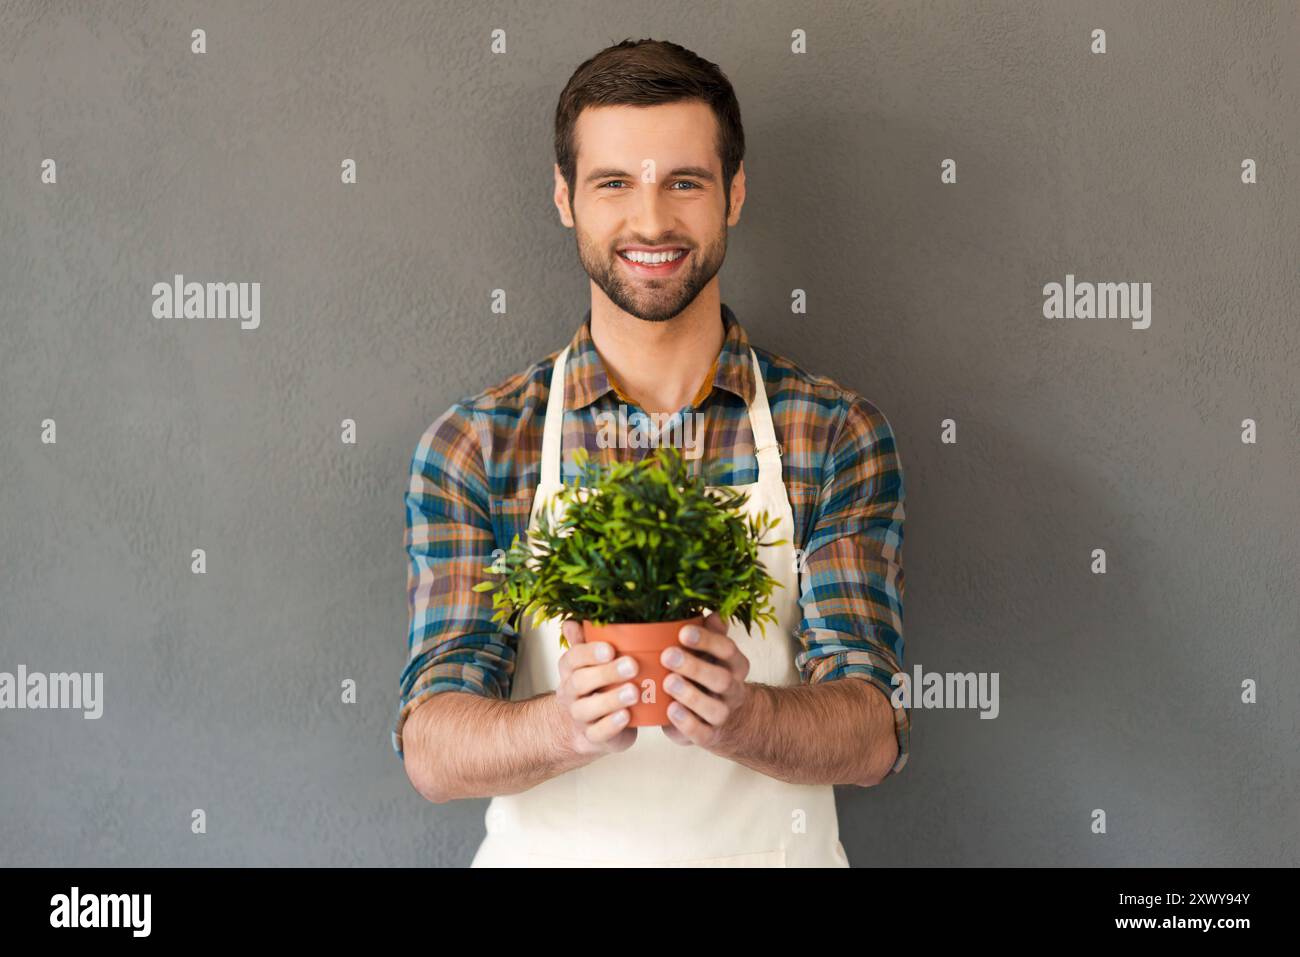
left=627, top=176, right=675, bottom=239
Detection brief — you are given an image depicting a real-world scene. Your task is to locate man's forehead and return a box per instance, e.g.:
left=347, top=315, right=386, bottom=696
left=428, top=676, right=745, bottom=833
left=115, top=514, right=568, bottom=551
left=574, top=102, right=719, bottom=167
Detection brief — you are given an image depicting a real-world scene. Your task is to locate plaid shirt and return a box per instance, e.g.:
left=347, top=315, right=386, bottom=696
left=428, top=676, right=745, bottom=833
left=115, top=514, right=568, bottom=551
left=395, top=303, right=909, bottom=775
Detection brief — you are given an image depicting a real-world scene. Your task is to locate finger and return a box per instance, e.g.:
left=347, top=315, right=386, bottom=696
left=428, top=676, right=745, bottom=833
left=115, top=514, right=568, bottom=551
left=558, top=618, right=586, bottom=657
left=570, top=680, right=640, bottom=723
left=679, top=620, right=740, bottom=667
left=664, top=673, right=730, bottom=726
left=661, top=724, right=693, bottom=746
left=666, top=700, right=713, bottom=742
left=570, top=655, right=638, bottom=697
left=701, top=612, right=730, bottom=635
left=557, top=620, right=584, bottom=679
left=603, top=725, right=638, bottom=751
left=585, top=707, right=632, bottom=743
left=558, top=634, right=615, bottom=680
left=661, top=645, right=732, bottom=694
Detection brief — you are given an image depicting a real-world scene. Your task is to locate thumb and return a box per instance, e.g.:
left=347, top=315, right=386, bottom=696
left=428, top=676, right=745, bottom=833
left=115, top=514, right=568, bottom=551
left=702, top=611, right=730, bottom=635
left=561, top=618, right=585, bottom=644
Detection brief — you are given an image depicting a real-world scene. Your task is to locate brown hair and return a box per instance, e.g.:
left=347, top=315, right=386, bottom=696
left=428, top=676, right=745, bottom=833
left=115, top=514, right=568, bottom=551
left=554, top=39, right=746, bottom=215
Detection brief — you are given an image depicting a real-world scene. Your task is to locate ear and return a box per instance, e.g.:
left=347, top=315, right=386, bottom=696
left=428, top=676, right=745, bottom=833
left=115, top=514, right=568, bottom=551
left=553, top=163, right=575, bottom=228
left=726, top=160, right=747, bottom=225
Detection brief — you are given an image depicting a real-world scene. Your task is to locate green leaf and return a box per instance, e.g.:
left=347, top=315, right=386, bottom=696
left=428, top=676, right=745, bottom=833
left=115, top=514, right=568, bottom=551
left=479, top=444, right=785, bottom=628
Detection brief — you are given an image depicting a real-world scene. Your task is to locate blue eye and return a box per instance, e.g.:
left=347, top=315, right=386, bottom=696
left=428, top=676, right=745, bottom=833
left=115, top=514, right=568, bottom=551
left=600, top=180, right=700, bottom=190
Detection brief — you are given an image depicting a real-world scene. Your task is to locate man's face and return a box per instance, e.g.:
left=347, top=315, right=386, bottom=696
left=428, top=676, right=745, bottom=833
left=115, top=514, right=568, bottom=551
left=556, top=100, right=745, bottom=323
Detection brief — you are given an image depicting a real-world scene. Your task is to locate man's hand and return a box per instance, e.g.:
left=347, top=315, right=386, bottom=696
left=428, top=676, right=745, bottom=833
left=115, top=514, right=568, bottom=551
left=553, top=619, right=640, bottom=757
left=660, top=612, right=752, bottom=749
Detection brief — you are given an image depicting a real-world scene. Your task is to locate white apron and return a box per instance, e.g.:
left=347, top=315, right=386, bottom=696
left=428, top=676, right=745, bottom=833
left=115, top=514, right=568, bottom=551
left=470, top=342, right=850, bottom=867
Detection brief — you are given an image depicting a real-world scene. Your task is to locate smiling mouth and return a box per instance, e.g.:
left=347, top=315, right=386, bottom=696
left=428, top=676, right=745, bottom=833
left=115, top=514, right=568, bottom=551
left=616, top=248, right=690, bottom=274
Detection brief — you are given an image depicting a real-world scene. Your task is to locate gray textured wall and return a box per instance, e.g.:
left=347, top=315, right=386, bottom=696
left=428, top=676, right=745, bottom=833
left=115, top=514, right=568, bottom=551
left=1, top=0, right=1296, bottom=867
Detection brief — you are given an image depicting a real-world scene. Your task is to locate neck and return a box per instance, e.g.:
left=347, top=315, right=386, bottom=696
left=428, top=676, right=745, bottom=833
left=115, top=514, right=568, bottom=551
left=588, top=285, right=725, bottom=414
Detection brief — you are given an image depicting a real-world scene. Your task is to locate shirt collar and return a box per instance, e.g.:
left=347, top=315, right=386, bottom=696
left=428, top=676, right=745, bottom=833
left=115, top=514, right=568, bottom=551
left=563, top=302, right=755, bottom=411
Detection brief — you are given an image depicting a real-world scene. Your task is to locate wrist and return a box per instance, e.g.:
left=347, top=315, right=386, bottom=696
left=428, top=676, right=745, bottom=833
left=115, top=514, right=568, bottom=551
left=542, top=692, right=590, bottom=769
left=714, top=681, right=770, bottom=760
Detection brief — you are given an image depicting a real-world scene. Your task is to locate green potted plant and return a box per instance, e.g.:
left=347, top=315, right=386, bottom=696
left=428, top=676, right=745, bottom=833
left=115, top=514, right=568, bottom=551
left=472, top=445, right=786, bottom=726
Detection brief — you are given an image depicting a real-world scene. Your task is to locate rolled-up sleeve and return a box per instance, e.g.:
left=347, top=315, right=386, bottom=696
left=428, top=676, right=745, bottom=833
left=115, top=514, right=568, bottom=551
left=391, top=402, right=515, bottom=761
left=795, top=394, right=909, bottom=776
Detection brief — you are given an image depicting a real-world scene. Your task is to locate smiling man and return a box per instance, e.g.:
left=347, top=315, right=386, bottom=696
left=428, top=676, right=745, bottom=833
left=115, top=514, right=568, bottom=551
left=394, top=38, right=909, bottom=868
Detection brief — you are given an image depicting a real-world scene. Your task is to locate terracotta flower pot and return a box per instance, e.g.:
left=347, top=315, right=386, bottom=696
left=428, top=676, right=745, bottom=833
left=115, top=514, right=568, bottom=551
left=581, top=615, right=707, bottom=727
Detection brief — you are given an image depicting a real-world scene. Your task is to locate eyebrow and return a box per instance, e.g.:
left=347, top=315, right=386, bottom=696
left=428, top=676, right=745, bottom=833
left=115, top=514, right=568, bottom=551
left=584, top=165, right=717, bottom=185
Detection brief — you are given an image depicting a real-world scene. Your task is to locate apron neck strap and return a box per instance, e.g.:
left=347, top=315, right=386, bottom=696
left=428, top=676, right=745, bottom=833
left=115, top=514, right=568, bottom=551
left=746, top=347, right=782, bottom=483
left=541, top=344, right=570, bottom=487
left=539, top=342, right=782, bottom=487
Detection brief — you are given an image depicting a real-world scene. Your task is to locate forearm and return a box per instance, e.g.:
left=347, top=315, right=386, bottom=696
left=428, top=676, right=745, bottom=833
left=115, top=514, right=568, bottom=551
left=402, top=690, right=590, bottom=802
left=714, top=678, right=899, bottom=787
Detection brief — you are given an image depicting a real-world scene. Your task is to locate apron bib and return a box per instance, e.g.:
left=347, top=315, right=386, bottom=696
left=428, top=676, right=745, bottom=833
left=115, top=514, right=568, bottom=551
left=470, top=343, right=850, bottom=867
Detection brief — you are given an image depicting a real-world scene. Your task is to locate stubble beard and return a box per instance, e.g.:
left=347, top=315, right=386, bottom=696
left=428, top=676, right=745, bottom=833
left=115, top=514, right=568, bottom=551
left=574, top=211, right=728, bottom=324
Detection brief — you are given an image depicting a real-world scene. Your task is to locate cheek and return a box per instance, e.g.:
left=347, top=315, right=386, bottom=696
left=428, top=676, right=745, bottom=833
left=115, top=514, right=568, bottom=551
left=682, top=206, right=721, bottom=233
left=571, top=202, right=614, bottom=237
left=575, top=224, right=615, bottom=258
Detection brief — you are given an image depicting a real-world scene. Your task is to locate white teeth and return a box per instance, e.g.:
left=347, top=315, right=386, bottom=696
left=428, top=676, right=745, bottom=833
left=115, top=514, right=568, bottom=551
left=621, top=249, right=685, bottom=264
